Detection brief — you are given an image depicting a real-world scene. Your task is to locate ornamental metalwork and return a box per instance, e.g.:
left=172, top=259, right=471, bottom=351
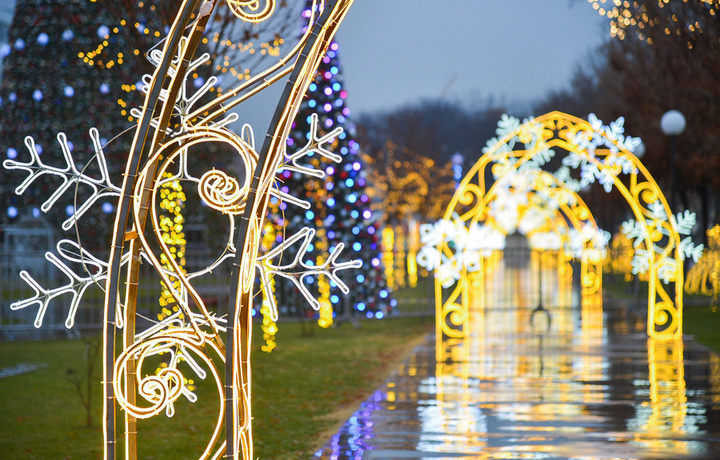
left=3, top=1, right=357, bottom=459
left=425, top=112, right=701, bottom=355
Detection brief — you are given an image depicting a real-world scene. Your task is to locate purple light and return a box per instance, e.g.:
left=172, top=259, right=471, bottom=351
left=323, top=103, right=332, bottom=112
left=371, top=258, right=380, bottom=267
left=325, top=166, right=335, bottom=175
left=363, top=210, right=371, bottom=219
left=368, top=227, right=376, bottom=235
left=324, top=119, right=334, bottom=128
left=342, top=108, right=351, bottom=116
left=97, top=25, right=110, bottom=38
left=330, top=42, right=339, bottom=51
left=286, top=138, right=294, bottom=146
left=352, top=162, right=361, bottom=171
left=324, top=87, right=332, bottom=96
left=324, top=71, right=332, bottom=79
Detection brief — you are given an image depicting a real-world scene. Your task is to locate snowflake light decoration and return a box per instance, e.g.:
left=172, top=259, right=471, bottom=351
left=432, top=111, right=701, bottom=345
left=622, top=206, right=703, bottom=283
left=2, top=1, right=359, bottom=459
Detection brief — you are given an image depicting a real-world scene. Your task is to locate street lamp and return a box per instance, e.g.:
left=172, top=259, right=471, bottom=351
left=634, top=140, right=645, bottom=159
left=660, top=110, right=686, bottom=211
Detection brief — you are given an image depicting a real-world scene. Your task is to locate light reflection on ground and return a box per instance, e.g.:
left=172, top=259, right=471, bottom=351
left=316, top=266, right=720, bottom=459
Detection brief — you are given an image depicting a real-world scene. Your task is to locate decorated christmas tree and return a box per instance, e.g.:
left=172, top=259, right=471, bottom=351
left=272, top=2, right=393, bottom=324
left=0, top=0, right=151, bottom=248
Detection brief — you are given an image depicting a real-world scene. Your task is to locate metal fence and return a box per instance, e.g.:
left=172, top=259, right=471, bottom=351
left=0, top=246, right=235, bottom=341
left=6, top=243, right=590, bottom=340
left=0, top=244, right=437, bottom=341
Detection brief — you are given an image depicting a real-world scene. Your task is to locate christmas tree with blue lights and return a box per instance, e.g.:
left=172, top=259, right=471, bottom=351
left=271, top=3, right=393, bottom=323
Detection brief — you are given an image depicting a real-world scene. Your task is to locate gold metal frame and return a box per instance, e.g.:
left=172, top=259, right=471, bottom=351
left=435, top=112, right=688, bottom=359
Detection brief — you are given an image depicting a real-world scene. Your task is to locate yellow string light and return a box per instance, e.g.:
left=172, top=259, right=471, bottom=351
left=382, top=227, right=395, bottom=290
left=605, top=231, right=636, bottom=281
left=394, top=224, right=406, bottom=288
left=157, top=173, right=186, bottom=322
left=259, top=222, right=278, bottom=351
left=587, top=0, right=718, bottom=46
left=316, top=228, right=333, bottom=328
left=685, top=225, right=720, bottom=306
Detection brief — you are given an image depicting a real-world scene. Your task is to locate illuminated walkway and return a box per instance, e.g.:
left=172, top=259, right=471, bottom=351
left=316, top=299, right=720, bottom=459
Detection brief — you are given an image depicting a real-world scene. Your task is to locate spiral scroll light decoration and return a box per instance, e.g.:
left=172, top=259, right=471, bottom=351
left=3, top=1, right=357, bottom=459
left=419, top=112, right=702, bottom=360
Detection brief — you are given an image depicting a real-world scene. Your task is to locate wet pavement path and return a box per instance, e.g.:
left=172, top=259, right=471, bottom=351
left=315, top=303, right=720, bottom=459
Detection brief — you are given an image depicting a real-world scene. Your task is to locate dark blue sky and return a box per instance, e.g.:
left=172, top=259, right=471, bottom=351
left=334, top=0, right=609, bottom=113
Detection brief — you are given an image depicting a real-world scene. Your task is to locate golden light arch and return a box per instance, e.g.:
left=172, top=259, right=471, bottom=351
left=424, top=167, right=608, bottom=360
left=433, top=111, right=695, bottom=351
left=479, top=168, right=607, bottom=297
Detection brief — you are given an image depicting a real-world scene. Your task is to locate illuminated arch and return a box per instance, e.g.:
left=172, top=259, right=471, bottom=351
left=433, top=111, right=692, bottom=353
left=480, top=168, right=606, bottom=297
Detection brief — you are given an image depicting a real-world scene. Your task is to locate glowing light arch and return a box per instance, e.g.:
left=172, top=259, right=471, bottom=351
left=423, top=168, right=607, bottom=358
left=434, top=111, right=693, bottom=350
left=480, top=168, right=607, bottom=297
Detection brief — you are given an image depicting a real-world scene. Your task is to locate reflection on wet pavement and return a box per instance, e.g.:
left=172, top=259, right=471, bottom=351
left=316, top=275, right=720, bottom=458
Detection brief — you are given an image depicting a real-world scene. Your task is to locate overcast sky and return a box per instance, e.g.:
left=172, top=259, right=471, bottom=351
left=334, top=0, right=609, bottom=114
left=235, top=1, right=609, bottom=132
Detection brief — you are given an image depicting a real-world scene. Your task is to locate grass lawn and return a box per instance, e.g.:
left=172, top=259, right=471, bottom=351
left=603, top=274, right=720, bottom=353
left=0, top=316, right=433, bottom=459
left=684, top=304, right=720, bottom=353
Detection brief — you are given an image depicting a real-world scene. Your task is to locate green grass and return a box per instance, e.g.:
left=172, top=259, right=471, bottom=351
left=0, top=316, right=433, bottom=459
left=604, top=273, right=720, bottom=353
left=684, top=305, right=720, bottom=353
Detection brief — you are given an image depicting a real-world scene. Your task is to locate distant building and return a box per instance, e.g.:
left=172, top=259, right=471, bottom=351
left=0, top=0, right=17, bottom=81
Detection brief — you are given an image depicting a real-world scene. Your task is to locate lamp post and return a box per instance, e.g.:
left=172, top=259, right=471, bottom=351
left=660, top=110, right=686, bottom=211
left=633, top=141, right=645, bottom=310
